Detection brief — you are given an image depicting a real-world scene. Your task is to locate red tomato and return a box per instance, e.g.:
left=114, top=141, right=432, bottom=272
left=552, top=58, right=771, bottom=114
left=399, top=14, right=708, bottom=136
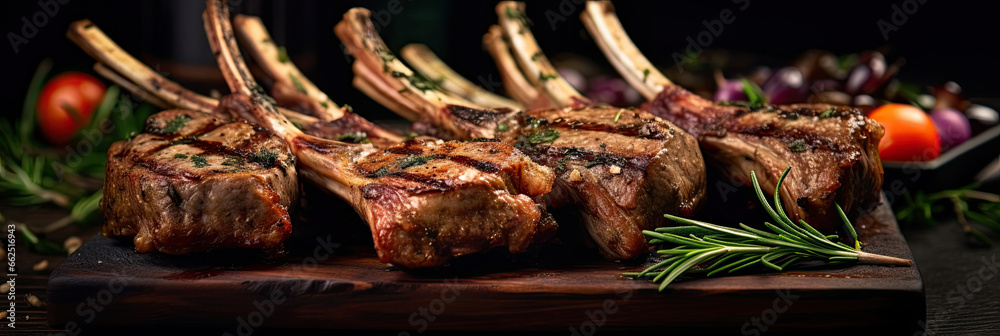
left=869, top=104, right=941, bottom=162
left=36, top=72, right=107, bottom=145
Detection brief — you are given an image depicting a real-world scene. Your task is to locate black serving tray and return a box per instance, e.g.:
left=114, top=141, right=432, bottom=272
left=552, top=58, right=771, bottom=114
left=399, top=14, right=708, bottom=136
left=881, top=100, right=1000, bottom=193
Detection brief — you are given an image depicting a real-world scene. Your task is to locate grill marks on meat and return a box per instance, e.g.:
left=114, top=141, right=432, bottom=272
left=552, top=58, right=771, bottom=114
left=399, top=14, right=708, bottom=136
left=499, top=107, right=706, bottom=259
left=336, top=5, right=707, bottom=260
left=205, top=0, right=559, bottom=268
left=646, top=87, right=884, bottom=230
left=581, top=1, right=885, bottom=232
left=102, top=109, right=298, bottom=254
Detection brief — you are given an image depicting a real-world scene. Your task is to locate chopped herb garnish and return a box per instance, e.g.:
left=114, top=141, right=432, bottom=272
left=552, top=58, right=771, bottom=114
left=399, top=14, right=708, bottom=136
left=289, top=73, right=307, bottom=94
left=819, top=108, right=836, bottom=118
left=319, top=101, right=329, bottom=108
left=531, top=51, right=543, bottom=61
left=396, top=154, right=445, bottom=170
left=519, top=128, right=560, bottom=147
left=391, top=71, right=440, bottom=93
left=741, top=78, right=768, bottom=110
left=496, top=122, right=510, bottom=133
left=162, top=115, right=192, bottom=134
left=786, top=139, right=808, bottom=152
left=190, top=155, right=209, bottom=168
left=221, top=157, right=244, bottom=166
left=404, top=132, right=419, bottom=140
left=277, top=46, right=290, bottom=63
left=643, top=68, right=651, bottom=82
left=504, top=7, right=533, bottom=27
left=173, top=154, right=188, bottom=159
left=249, top=148, right=279, bottom=166
left=614, top=110, right=623, bottom=123
left=539, top=73, right=557, bottom=81
left=372, top=167, right=389, bottom=177
left=343, top=104, right=353, bottom=113
left=336, top=132, right=371, bottom=144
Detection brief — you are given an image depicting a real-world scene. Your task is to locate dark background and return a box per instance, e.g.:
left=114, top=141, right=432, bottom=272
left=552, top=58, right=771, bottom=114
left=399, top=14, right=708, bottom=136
left=2, top=0, right=998, bottom=121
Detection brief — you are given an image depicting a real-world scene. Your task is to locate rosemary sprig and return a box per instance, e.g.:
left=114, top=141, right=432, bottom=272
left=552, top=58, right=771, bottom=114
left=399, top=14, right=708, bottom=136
left=626, top=167, right=911, bottom=291
left=897, top=186, right=1000, bottom=245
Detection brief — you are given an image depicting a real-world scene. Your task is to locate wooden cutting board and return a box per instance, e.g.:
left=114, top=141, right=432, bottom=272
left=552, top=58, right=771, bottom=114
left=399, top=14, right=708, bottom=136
left=46, top=195, right=924, bottom=334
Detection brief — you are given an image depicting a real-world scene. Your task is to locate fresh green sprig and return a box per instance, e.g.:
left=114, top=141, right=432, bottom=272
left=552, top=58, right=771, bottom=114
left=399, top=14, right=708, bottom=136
left=897, top=186, right=1000, bottom=245
left=626, top=167, right=911, bottom=291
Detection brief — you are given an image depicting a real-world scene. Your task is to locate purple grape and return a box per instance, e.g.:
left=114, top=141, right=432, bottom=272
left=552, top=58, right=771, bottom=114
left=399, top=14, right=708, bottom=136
left=931, top=108, right=971, bottom=151
left=763, top=67, right=808, bottom=104
left=844, top=52, right=886, bottom=95
left=714, top=79, right=747, bottom=102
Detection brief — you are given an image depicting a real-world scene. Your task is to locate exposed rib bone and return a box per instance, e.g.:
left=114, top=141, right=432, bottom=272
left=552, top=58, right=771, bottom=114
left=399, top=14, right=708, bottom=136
left=580, top=1, right=671, bottom=100
left=580, top=2, right=885, bottom=232
left=232, top=15, right=404, bottom=144
left=71, top=19, right=402, bottom=147
left=204, top=0, right=558, bottom=268
left=496, top=1, right=589, bottom=108
left=337, top=9, right=515, bottom=140
left=401, top=44, right=522, bottom=110
left=93, top=63, right=173, bottom=110
left=233, top=15, right=343, bottom=121
left=482, top=25, right=552, bottom=110
left=338, top=6, right=709, bottom=260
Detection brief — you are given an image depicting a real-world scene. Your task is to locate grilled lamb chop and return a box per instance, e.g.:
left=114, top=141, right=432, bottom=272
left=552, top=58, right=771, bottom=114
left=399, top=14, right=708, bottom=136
left=337, top=5, right=707, bottom=260
left=101, top=108, right=298, bottom=255
left=203, top=0, right=558, bottom=268
left=65, top=22, right=300, bottom=255
left=581, top=1, right=884, bottom=232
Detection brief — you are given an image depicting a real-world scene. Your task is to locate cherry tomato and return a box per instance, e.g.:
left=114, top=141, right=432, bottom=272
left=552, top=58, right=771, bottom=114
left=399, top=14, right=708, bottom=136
left=869, top=104, right=940, bottom=162
left=36, top=72, right=106, bottom=145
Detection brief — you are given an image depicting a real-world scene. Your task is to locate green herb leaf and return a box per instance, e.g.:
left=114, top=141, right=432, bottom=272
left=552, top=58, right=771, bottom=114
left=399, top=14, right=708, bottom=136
left=625, top=167, right=910, bottom=290
left=277, top=46, right=290, bottom=63
left=539, top=73, right=557, bottom=81
left=336, top=132, right=371, bottom=144
left=173, top=154, right=188, bottom=159
left=162, top=115, right=192, bottom=134
left=504, top=7, right=533, bottom=27
left=190, top=155, right=209, bottom=168
left=643, top=68, right=651, bottom=82
left=786, top=139, right=808, bottom=152
left=249, top=148, right=279, bottom=167
left=819, top=108, right=836, bottom=118
left=741, top=78, right=767, bottom=109
left=19, top=224, right=67, bottom=256
left=289, top=73, right=307, bottom=94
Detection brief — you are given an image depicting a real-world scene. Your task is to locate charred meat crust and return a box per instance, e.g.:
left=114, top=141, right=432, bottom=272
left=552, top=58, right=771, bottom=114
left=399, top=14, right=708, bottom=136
left=101, top=109, right=298, bottom=254
left=646, top=85, right=884, bottom=232
left=492, top=106, right=707, bottom=260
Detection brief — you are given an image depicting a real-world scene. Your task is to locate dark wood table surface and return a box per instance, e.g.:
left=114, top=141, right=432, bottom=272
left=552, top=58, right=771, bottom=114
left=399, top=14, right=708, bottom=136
left=2, top=198, right=998, bottom=335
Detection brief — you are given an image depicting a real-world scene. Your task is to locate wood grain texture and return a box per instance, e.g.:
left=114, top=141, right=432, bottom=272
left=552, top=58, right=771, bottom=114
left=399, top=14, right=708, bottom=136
left=46, top=197, right=924, bottom=334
